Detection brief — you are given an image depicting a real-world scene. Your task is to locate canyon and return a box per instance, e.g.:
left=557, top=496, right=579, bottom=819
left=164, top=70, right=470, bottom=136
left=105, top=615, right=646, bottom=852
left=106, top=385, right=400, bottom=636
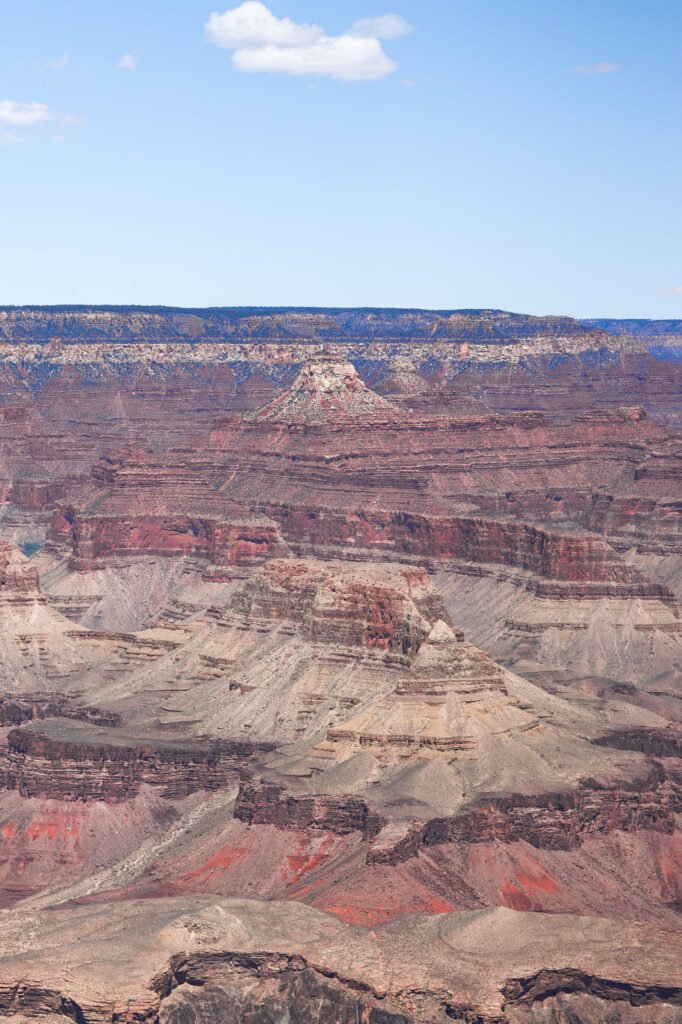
left=0, top=306, right=680, bottom=1024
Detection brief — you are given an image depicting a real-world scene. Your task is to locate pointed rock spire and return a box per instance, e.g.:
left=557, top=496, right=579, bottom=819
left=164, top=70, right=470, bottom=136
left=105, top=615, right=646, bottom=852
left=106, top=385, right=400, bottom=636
left=250, top=350, right=399, bottom=423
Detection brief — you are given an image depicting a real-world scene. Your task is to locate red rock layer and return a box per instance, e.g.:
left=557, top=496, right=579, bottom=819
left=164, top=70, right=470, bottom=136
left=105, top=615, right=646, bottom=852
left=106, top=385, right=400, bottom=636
left=262, top=505, right=677, bottom=603
left=60, top=512, right=289, bottom=572
left=231, top=559, right=449, bottom=654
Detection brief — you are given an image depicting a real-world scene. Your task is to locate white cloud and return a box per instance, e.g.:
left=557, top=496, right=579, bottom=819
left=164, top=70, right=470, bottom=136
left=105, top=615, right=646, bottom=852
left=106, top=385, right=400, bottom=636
left=46, top=52, right=71, bottom=71
left=0, top=100, right=79, bottom=138
left=572, top=61, right=620, bottom=74
left=205, top=3, right=411, bottom=81
left=349, top=14, right=412, bottom=39
left=118, top=53, right=138, bottom=70
left=206, top=1, right=322, bottom=48
left=0, top=100, right=52, bottom=126
left=234, top=35, right=396, bottom=80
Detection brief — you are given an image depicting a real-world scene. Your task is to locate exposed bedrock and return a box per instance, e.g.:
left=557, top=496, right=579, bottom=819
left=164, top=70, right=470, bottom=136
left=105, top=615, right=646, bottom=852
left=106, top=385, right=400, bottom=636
left=261, top=505, right=678, bottom=604
left=0, top=308, right=678, bottom=427
left=0, top=721, right=275, bottom=801
left=158, top=958, right=682, bottom=1024
left=6, top=478, right=71, bottom=511
left=55, top=499, right=675, bottom=605
left=456, top=489, right=682, bottom=557
left=0, top=694, right=120, bottom=728
left=1, top=898, right=680, bottom=1024
left=593, top=726, right=682, bottom=758
left=235, top=761, right=681, bottom=861
left=0, top=317, right=678, bottom=1021
left=0, top=305, right=613, bottom=344
left=234, top=782, right=387, bottom=838
left=60, top=512, right=289, bottom=572
left=249, top=352, right=400, bottom=422
left=231, top=559, right=450, bottom=654
left=0, top=540, right=41, bottom=596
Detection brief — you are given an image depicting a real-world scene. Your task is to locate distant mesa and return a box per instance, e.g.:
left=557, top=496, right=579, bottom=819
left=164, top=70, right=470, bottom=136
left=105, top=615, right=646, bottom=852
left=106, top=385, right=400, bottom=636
left=0, top=305, right=617, bottom=345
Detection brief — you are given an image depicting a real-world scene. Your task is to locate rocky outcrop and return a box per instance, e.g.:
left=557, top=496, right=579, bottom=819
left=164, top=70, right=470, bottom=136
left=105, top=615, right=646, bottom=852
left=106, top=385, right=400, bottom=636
left=0, top=721, right=275, bottom=801
left=395, top=764, right=680, bottom=858
left=395, top=619, right=505, bottom=696
left=235, top=761, right=680, bottom=861
left=266, top=509, right=639, bottom=582
left=27, top=352, right=678, bottom=600
left=234, top=782, right=386, bottom=837
left=593, top=727, right=682, bottom=758
left=3, top=898, right=679, bottom=1024
left=0, top=694, right=120, bottom=728
left=208, top=517, right=289, bottom=569
left=0, top=541, right=40, bottom=597
left=6, top=479, right=70, bottom=510
left=70, top=514, right=211, bottom=564
left=231, top=559, right=448, bottom=654
left=262, top=506, right=677, bottom=604
left=5, top=959, right=681, bottom=1024
left=250, top=353, right=399, bottom=423
left=63, top=512, right=288, bottom=572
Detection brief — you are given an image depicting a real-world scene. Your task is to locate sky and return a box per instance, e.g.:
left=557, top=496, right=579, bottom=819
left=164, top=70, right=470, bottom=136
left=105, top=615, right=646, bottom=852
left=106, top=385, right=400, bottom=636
left=0, top=0, right=680, bottom=317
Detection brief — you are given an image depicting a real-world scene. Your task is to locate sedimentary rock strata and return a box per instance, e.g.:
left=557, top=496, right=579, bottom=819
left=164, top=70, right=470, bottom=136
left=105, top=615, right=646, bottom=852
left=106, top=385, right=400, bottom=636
left=0, top=719, right=274, bottom=801
left=0, top=542, right=41, bottom=598
left=231, top=559, right=446, bottom=654
left=250, top=352, right=400, bottom=422
left=65, top=512, right=288, bottom=572
left=0, top=308, right=680, bottom=1021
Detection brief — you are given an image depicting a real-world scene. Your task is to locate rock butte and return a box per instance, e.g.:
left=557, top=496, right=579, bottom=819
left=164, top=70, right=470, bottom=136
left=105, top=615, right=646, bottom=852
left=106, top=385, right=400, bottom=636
left=0, top=307, right=680, bottom=1023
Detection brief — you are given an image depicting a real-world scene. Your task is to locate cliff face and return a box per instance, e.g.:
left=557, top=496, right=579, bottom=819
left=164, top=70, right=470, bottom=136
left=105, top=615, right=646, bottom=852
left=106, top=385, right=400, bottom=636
left=0, top=308, right=678, bottom=420
left=30, top=356, right=680, bottom=606
left=261, top=505, right=675, bottom=595
left=233, top=761, right=680, bottom=859
left=0, top=306, right=610, bottom=344
left=0, top=541, right=40, bottom=595
left=583, top=317, right=682, bottom=337
left=231, top=560, right=445, bottom=654
left=0, top=721, right=274, bottom=801
left=65, top=512, right=288, bottom=571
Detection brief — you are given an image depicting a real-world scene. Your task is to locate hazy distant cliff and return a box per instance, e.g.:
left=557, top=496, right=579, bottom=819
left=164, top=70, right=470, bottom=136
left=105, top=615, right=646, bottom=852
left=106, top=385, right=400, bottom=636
left=582, top=318, right=682, bottom=337
left=0, top=306, right=609, bottom=345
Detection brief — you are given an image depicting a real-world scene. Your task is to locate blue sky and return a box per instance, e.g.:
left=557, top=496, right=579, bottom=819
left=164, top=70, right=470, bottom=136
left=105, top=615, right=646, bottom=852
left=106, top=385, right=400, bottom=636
left=1, top=0, right=680, bottom=316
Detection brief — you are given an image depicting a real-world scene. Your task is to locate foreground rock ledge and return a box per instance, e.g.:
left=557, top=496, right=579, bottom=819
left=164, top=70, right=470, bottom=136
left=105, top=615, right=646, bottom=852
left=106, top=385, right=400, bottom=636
left=0, top=898, right=680, bottom=1024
